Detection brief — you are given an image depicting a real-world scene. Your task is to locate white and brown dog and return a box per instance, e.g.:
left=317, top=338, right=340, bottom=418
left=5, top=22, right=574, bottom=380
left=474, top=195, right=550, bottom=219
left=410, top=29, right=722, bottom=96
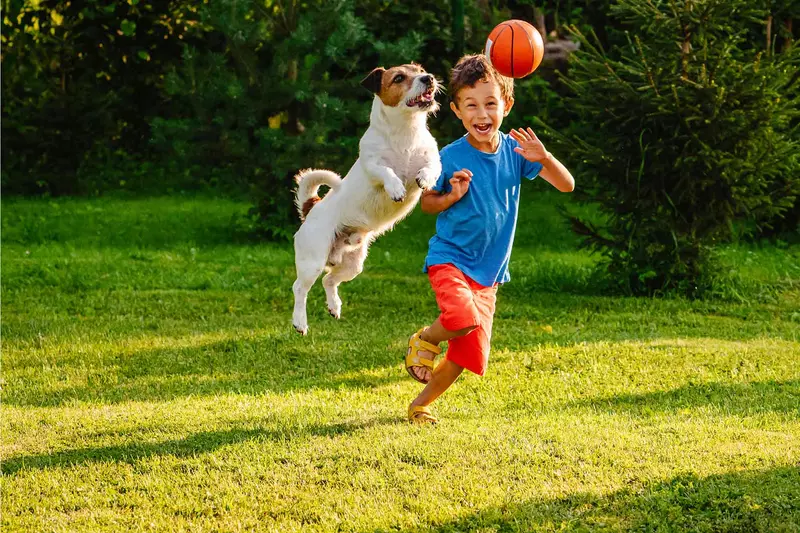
left=292, top=64, right=441, bottom=335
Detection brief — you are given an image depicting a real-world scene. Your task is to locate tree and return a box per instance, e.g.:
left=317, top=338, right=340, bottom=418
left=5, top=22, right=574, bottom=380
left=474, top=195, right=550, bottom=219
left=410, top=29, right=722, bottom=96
left=547, top=0, right=800, bottom=295
left=1, top=0, right=197, bottom=194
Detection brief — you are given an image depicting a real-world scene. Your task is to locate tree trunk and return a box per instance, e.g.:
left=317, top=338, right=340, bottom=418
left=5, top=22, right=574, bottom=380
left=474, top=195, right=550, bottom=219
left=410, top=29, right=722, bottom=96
left=285, top=58, right=304, bottom=136
left=767, top=15, right=772, bottom=53
left=534, top=7, right=546, bottom=39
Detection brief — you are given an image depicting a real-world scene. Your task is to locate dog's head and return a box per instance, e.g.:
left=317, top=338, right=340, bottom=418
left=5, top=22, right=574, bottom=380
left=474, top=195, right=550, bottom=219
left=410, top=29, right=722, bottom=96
left=360, top=64, right=439, bottom=113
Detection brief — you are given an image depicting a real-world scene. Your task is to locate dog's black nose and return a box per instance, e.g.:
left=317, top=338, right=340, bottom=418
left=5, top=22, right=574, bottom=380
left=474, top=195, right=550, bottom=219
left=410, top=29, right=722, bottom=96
left=421, top=74, right=433, bottom=86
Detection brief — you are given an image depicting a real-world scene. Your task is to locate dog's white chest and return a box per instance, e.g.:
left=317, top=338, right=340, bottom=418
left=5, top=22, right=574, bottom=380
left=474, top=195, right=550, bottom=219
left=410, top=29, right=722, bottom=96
left=384, top=149, right=426, bottom=181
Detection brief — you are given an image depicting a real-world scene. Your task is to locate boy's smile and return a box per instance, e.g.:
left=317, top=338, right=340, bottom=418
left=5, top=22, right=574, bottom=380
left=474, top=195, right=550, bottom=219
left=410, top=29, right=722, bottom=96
left=450, top=80, right=513, bottom=152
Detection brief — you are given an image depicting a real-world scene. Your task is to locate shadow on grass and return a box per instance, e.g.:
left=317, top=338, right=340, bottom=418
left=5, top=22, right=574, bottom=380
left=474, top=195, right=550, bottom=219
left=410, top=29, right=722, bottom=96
left=374, top=466, right=800, bottom=532
left=2, top=417, right=396, bottom=476
left=569, top=380, right=800, bottom=418
left=5, top=329, right=409, bottom=407
left=7, top=317, right=800, bottom=410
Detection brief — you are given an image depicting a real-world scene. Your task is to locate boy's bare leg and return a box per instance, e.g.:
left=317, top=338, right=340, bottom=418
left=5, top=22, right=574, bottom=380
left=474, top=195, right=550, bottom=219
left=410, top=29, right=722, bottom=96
left=420, top=317, right=475, bottom=344
left=410, top=318, right=476, bottom=383
left=410, top=359, right=464, bottom=408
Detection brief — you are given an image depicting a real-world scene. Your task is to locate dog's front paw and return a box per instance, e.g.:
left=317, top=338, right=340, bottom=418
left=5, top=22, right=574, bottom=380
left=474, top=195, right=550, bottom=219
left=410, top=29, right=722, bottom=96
left=416, top=168, right=438, bottom=190
left=385, top=176, right=407, bottom=202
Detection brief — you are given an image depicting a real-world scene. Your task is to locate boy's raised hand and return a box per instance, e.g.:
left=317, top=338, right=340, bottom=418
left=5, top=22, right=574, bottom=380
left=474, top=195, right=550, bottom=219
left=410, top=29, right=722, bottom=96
left=448, top=169, right=472, bottom=201
left=511, top=127, right=549, bottom=163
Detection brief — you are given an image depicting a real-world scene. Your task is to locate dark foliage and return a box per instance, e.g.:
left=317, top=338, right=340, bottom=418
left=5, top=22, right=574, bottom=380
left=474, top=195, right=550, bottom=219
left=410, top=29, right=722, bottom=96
left=543, top=0, right=799, bottom=295
left=1, top=0, right=200, bottom=194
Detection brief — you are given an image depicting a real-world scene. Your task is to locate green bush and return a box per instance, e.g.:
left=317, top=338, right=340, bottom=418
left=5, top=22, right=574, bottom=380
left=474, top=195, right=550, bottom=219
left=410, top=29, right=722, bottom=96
left=1, top=0, right=196, bottom=195
left=546, top=0, right=799, bottom=296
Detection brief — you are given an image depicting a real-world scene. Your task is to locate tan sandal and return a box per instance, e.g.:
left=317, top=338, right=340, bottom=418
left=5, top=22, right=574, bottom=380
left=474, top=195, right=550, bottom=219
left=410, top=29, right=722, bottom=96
left=405, top=328, right=441, bottom=384
left=408, top=405, right=438, bottom=424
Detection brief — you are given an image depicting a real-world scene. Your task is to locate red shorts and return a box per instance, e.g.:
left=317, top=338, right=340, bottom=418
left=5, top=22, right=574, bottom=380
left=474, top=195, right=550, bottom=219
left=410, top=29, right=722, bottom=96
left=427, top=264, right=498, bottom=376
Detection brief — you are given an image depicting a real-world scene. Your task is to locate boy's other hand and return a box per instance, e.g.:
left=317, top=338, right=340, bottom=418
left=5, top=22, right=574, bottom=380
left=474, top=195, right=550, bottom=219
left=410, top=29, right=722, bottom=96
left=449, top=169, right=472, bottom=201
left=511, top=127, right=550, bottom=163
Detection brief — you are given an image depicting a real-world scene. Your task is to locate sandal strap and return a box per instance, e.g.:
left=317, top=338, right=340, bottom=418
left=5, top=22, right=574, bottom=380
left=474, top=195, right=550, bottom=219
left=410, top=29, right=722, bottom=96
left=405, top=329, right=441, bottom=369
left=405, top=328, right=441, bottom=384
left=406, top=351, right=435, bottom=369
left=411, top=330, right=442, bottom=355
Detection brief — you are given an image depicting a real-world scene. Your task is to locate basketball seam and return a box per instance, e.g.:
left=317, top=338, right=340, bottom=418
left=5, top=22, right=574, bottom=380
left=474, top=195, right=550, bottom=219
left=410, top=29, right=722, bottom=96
left=509, top=22, right=515, bottom=78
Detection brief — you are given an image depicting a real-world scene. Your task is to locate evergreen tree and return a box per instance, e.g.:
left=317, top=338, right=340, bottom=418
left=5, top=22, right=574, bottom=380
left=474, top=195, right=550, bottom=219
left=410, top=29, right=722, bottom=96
left=548, top=0, right=799, bottom=295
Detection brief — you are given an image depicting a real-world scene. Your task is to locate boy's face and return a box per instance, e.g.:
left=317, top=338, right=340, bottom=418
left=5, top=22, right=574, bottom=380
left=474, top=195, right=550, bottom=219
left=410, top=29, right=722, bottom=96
left=450, top=80, right=513, bottom=149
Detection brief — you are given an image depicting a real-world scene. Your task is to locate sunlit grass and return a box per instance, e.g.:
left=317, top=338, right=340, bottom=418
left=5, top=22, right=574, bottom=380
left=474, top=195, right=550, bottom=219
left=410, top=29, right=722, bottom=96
left=2, top=189, right=799, bottom=532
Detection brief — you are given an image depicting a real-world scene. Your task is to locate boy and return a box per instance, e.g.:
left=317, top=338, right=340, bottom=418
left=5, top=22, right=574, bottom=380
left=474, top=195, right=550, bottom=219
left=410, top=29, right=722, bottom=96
left=404, top=54, right=575, bottom=424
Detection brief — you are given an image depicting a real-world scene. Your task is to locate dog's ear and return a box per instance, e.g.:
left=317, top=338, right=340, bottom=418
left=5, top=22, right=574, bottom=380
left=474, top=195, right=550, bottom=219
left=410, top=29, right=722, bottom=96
left=361, top=67, right=385, bottom=94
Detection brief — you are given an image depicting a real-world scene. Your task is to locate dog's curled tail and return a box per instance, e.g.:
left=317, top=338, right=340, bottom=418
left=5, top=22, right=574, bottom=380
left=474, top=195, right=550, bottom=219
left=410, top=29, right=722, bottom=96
left=295, top=169, right=342, bottom=221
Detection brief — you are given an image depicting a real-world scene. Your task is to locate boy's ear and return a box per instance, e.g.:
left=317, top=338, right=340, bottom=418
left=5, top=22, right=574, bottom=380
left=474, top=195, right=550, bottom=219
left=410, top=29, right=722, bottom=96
left=449, top=101, right=462, bottom=119
left=361, top=67, right=385, bottom=94
left=503, top=97, right=515, bottom=116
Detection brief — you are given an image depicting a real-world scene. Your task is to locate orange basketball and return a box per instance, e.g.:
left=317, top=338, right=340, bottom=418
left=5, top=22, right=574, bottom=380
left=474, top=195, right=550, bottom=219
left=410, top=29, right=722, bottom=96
left=485, top=19, right=544, bottom=78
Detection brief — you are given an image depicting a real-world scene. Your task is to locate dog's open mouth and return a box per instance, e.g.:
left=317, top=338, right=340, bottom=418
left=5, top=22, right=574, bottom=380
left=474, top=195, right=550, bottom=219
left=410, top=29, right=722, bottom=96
left=407, top=88, right=436, bottom=108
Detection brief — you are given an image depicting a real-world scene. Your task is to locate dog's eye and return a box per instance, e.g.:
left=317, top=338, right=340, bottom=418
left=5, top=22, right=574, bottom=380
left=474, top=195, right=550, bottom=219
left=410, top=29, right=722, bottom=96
left=393, top=74, right=405, bottom=83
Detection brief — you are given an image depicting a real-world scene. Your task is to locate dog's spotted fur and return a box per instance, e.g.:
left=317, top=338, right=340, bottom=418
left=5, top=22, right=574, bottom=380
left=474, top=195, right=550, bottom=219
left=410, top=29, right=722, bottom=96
left=301, top=197, right=320, bottom=220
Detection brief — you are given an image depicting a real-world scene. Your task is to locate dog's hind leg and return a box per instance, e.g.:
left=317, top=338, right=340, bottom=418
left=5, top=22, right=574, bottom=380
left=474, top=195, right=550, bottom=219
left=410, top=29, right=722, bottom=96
left=292, top=227, right=331, bottom=335
left=293, top=264, right=324, bottom=335
left=322, top=240, right=369, bottom=320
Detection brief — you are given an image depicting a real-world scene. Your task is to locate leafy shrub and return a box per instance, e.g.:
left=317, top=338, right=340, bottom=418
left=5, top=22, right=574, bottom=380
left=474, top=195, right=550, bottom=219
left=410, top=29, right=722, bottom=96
left=546, top=0, right=799, bottom=296
left=1, top=0, right=196, bottom=195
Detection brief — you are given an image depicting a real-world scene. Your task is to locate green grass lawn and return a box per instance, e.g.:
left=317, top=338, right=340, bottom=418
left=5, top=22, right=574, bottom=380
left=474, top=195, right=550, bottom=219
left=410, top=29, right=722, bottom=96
left=2, top=188, right=799, bottom=532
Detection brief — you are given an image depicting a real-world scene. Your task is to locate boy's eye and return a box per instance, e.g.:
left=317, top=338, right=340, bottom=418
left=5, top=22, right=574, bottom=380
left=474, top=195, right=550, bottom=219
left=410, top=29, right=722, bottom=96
left=467, top=104, right=476, bottom=108
left=393, top=74, right=405, bottom=83
left=487, top=102, right=496, bottom=106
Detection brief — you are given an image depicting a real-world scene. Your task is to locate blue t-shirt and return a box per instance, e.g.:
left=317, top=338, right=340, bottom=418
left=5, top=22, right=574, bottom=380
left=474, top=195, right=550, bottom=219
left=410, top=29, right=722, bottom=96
left=424, top=132, right=543, bottom=286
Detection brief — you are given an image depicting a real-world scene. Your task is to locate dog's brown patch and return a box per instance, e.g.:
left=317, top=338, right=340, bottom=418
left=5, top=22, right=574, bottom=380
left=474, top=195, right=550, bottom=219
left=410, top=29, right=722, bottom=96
left=377, top=64, right=425, bottom=107
left=301, top=197, right=320, bottom=220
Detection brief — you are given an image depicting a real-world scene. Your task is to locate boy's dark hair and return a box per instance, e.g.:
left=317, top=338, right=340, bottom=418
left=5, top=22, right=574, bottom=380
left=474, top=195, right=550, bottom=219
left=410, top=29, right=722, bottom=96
left=449, top=54, right=514, bottom=105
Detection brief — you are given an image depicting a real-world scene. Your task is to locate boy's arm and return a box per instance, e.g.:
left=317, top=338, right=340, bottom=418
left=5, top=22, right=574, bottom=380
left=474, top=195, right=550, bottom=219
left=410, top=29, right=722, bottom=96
left=510, top=127, right=575, bottom=193
left=539, top=153, right=575, bottom=193
left=420, top=169, right=473, bottom=214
